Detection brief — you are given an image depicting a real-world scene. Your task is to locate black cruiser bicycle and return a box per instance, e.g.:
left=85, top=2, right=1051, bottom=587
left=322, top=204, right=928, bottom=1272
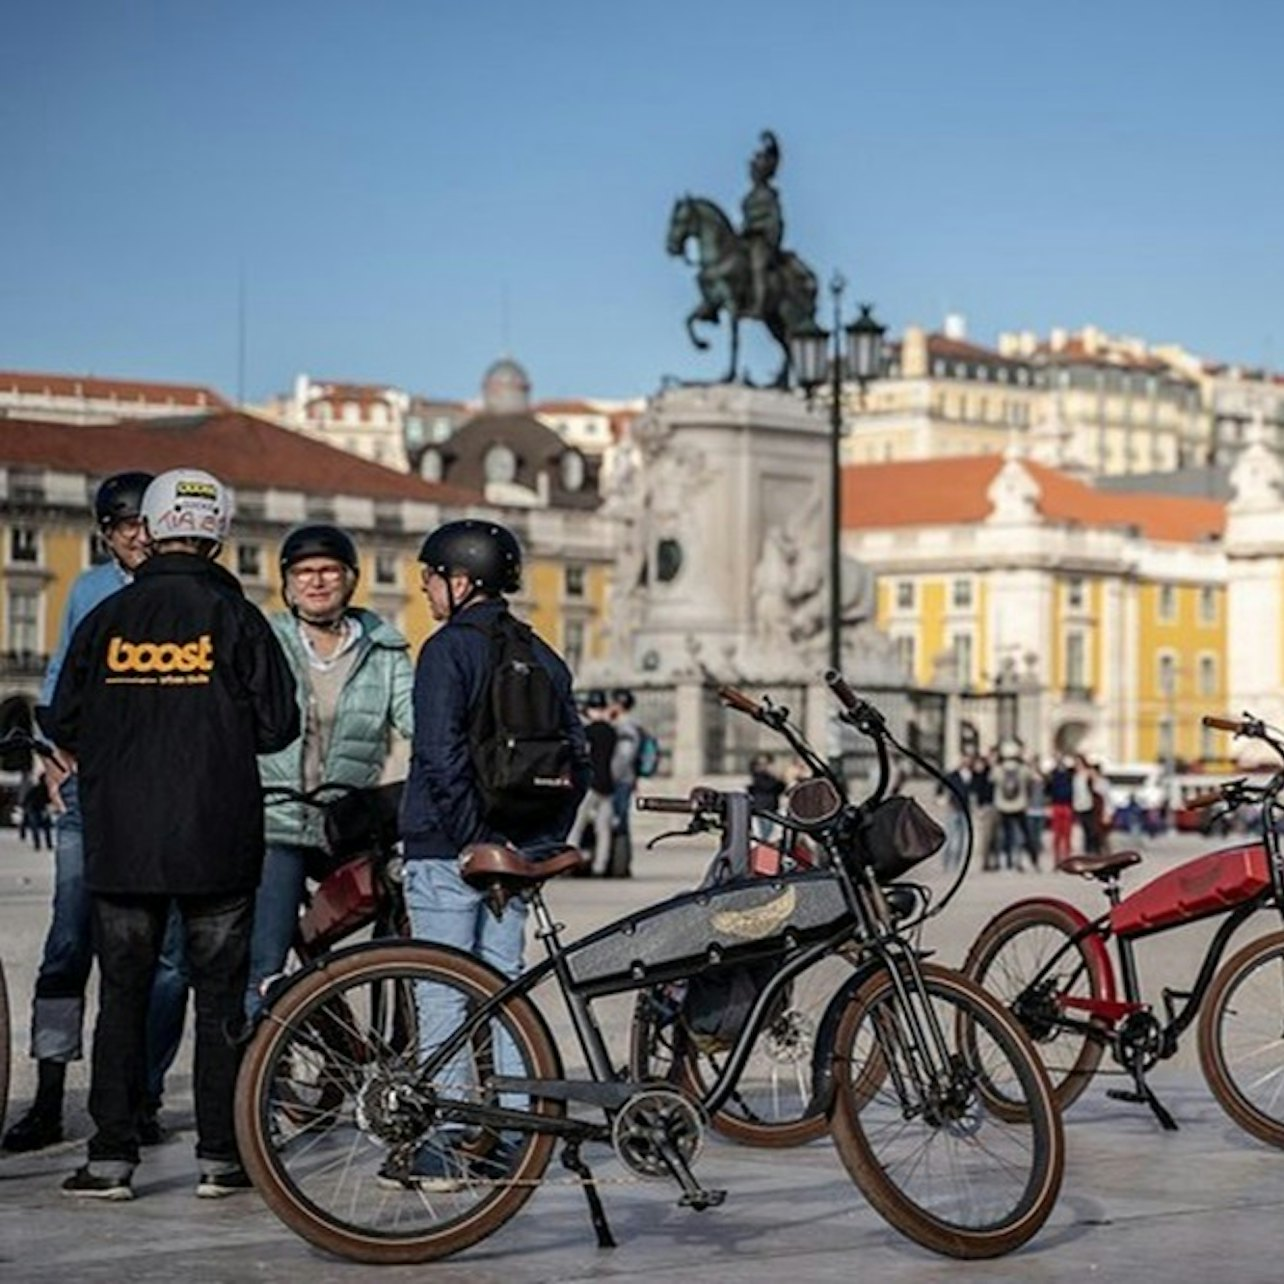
left=235, top=673, right=1063, bottom=1264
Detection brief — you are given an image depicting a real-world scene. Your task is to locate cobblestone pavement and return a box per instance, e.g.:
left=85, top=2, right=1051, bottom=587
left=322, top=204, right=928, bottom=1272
left=3, top=820, right=1283, bottom=1281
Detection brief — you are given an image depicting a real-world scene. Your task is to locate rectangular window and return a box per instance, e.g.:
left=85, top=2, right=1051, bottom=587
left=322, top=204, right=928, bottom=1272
left=1158, top=584, right=1177, bottom=621
left=237, top=543, right=263, bottom=581
left=7, top=589, right=39, bottom=655
left=893, top=634, right=916, bottom=678
left=1065, top=631, right=1086, bottom=689
left=1200, top=723, right=1216, bottom=762
left=563, top=618, right=585, bottom=671
left=564, top=565, right=586, bottom=599
left=9, top=527, right=38, bottom=564
left=1158, top=651, right=1177, bottom=696
left=1066, top=577, right=1084, bottom=610
left=1199, top=585, right=1217, bottom=624
left=375, top=552, right=399, bottom=586
left=1198, top=654, right=1216, bottom=697
left=1158, top=715, right=1175, bottom=766
left=951, top=632, right=973, bottom=686
left=951, top=578, right=973, bottom=609
left=895, top=580, right=915, bottom=611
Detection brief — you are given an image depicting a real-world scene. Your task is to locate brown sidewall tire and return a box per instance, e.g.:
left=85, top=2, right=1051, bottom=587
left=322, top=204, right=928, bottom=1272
left=963, top=901, right=1109, bottom=1117
left=235, top=942, right=563, bottom=1265
left=829, top=963, right=1065, bottom=1259
left=1198, top=929, right=1284, bottom=1149
left=0, top=960, right=9, bottom=1137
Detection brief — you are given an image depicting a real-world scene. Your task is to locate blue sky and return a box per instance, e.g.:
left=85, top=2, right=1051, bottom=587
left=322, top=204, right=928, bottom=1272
left=2, top=1, right=1281, bottom=403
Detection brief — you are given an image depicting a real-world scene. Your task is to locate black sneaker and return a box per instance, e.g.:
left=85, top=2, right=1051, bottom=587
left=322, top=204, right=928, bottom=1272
left=62, top=1166, right=134, bottom=1201
left=196, top=1166, right=253, bottom=1198
left=3, top=1106, right=64, bottom=1153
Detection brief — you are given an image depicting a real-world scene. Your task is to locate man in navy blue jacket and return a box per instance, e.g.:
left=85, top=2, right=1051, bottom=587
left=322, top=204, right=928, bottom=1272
left=391, top=519, right=586, bottom=1190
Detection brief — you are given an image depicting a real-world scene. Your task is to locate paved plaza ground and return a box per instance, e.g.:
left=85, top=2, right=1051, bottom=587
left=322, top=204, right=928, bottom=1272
left=2, top=817, right=1283, bottom=1281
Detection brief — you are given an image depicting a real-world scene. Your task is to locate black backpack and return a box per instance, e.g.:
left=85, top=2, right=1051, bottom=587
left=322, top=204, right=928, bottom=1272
left=464, top=610, right=578, bottom=834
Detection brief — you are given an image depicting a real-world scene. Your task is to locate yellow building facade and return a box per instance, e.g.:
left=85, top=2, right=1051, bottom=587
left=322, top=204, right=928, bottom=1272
left=848, top=452, right=1230, bottom=766
left=0, top=412, right=615, bottom=712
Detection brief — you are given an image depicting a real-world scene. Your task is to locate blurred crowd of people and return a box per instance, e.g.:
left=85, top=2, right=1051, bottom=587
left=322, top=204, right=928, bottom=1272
left=937, top=746, right=1168, bottom=872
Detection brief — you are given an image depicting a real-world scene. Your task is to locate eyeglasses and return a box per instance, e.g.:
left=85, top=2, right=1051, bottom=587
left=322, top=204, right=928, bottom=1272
left=289, top=566, right=346, bottom=584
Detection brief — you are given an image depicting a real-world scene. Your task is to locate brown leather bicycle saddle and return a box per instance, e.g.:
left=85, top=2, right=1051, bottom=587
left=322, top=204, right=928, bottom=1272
left=1059, top=850, right=1143, bottom=880
left=458, top=843, right=584, bottom=890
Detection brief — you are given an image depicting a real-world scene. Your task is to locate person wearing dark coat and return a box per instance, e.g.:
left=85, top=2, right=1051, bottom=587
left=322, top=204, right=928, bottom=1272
left=41, top=469, right=299, bottom=1201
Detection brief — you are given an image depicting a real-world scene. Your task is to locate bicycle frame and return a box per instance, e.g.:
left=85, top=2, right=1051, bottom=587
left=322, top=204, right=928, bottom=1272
left=979, top=712, right=1284, bottom=1128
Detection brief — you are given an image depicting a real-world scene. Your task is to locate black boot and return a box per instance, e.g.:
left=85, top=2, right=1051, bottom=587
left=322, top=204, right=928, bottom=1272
left=2, top=1059, right=66, bottom=1152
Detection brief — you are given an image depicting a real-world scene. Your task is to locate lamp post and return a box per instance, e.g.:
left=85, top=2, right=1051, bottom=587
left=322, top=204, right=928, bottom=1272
left=790, top=272, right=885, bottom=674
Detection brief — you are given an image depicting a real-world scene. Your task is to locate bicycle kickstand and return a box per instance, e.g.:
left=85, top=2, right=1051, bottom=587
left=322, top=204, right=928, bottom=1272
left=1106, top=1069, right=1179, bottom=1132
left=561, top=1139, right=616, bottom=1249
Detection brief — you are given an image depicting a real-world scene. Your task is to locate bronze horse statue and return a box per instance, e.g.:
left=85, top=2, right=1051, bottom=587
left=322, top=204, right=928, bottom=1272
left=666, top=194, right=819, bottom=387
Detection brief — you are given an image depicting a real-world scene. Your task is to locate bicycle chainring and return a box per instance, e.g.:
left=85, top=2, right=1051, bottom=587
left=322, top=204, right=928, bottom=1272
left=611, top=1088, right=706, bottom=1180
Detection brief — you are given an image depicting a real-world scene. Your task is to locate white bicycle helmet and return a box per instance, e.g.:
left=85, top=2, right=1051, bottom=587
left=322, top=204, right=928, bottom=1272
left=141, top=468, right=233, bottom=544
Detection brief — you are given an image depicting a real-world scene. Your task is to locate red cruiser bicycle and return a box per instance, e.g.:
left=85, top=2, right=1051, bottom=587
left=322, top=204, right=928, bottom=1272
left=963, top=712, right=1284, bottom=1145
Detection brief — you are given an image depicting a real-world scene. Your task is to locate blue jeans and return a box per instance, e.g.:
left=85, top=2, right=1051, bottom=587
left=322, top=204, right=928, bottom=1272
left=88, top=893, right=251, bottom=1171
left=403, top=858, right=528, bottom=1106
left=30, top=777, right=188, bottom=1105
left=244, top=842, right=312, bottom=1018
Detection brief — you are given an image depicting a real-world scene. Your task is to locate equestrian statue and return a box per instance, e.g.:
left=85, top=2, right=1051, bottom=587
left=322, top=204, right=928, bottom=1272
left=666, top=131, right=820, bottom=387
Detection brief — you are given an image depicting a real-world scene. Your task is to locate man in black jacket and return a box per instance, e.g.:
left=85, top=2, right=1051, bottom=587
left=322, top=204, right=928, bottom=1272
left=41, top=468, right=299, bottom=1200
left=390, top=519, right=586, bottom=1190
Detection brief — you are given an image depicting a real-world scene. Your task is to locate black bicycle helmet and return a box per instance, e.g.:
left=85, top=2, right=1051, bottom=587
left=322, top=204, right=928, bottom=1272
left=418, top=520, right=522, bottom=595
left=279, top=524, right=360, bottom=576
left=94, top=471, right=154, bottom=530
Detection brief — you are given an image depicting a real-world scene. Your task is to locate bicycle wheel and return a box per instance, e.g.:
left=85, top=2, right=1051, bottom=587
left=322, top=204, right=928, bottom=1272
left=628, top=956, right=852, bottom=1147
left=829, top=963, right=1064, bottom=1259
left=0, top=958, right=9, bottom=1138
left=236, top=942, right=564, bottom=1264
left=1199, top=930, right=1284, bottom=1149
left=962, top=901, right=1108, bottom=1114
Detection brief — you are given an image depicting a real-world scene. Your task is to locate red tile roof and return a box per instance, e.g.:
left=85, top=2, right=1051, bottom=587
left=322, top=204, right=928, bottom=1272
left=842, top=455, right=1224, bottom=544
left=0, top=370, right=228, bottom=407
left=0, top=411, right=480, bottom=505
left=534, top=399, right=601, bottom=415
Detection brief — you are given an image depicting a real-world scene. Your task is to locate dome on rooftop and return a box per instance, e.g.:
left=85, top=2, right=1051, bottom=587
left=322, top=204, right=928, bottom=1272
left=481, top=356, right=531, bottom=415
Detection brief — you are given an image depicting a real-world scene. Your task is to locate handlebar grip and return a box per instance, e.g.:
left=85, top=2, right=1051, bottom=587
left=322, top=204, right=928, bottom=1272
left=636, top=796, right=699, bottom=814
left=824, top=669, right=859, bottom=710
left=717, top=685, right=760, bottom=716
left=1202, top=715, right=1244, bottom=732
left=1184, top=790, right=1226, bottom=809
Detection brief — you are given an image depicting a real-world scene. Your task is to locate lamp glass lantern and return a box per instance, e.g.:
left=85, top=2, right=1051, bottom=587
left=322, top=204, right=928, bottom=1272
left=845, top=304, right=886, bottom=385
left=789, top=321, right=832, bottom=393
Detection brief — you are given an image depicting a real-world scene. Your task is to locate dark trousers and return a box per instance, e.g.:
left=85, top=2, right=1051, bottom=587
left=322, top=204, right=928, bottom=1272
left=88, top=892, right=252, bottom=1167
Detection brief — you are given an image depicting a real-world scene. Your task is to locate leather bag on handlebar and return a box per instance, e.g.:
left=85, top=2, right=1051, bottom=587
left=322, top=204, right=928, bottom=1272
left=854, top=795, right=945, bottom=883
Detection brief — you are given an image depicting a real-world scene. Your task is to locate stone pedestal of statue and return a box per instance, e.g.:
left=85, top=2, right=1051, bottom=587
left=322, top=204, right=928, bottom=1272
left=616, top=383, right=829, bottom=682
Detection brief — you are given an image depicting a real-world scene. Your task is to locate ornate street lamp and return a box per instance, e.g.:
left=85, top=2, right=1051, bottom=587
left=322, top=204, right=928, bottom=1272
left=789, top=273, right=885, bottom=675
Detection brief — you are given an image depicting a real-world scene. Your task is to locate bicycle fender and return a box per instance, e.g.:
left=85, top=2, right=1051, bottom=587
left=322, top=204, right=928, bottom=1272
left=249, top=937, right=524, bottom=1035
left=809, top=958, right=886, bottom=1118
left=974, top=896, right=1117, bottom=1006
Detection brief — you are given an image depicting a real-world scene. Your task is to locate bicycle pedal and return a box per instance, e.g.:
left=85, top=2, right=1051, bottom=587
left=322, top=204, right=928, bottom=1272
left=679, top=1187, right=726, bottom=1211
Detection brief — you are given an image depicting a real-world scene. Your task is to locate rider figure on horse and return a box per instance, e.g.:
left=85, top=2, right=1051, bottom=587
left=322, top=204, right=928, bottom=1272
left=741, top=131, right=784, bottom=320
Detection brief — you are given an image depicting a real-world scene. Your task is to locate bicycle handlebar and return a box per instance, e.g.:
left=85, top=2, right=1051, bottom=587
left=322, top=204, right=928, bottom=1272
left=1203, top=715, right=1248, bottom=733
left=1183, top=790, right=1226, bottom=810
left=635, top=795, right=700, bottom=814
left=825, top=669, right=859, bottom=711
left=717, top=684, right=760, bottom=717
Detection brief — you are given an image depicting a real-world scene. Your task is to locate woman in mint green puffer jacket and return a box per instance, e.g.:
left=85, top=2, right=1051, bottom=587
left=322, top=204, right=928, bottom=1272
left=245, top=525, right=414, bottom=1015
